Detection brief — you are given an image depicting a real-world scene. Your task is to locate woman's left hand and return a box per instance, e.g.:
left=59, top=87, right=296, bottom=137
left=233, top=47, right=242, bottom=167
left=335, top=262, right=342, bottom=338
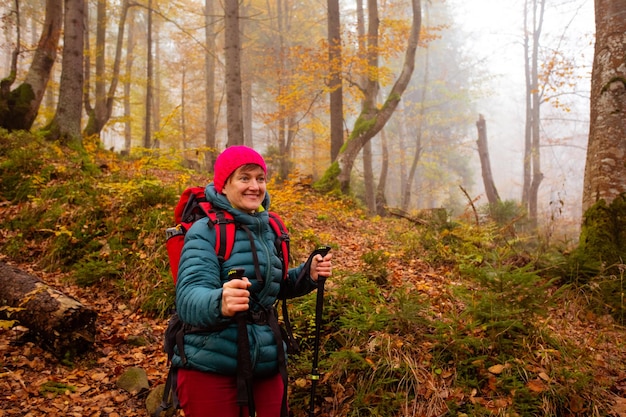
left=310, top=252, right=333, bottom=281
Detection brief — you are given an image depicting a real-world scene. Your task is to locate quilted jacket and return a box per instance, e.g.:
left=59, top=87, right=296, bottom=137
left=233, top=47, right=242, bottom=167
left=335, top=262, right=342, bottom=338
left=171, top=183, right=316, bottom=377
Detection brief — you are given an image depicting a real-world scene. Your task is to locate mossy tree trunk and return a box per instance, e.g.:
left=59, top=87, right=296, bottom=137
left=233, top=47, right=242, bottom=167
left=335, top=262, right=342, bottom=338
left=577, top=0, right=626, bottom=273
left=315, top=0, right=421, bottom=195
left=577, top=196, right=626, bottom=272
left=0, top=0, right=62, bottom=131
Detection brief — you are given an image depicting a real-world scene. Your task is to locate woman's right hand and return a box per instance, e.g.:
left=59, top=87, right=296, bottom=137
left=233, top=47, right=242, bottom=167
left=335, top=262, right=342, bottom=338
left=221, top=277, right=252, bottom=317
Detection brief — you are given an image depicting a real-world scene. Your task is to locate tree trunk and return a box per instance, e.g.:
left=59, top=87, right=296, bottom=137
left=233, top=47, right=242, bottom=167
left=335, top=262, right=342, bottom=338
left=574, top=0, right=626, bottom=285
left=152, top=21, right=161, bottom=149
left=363, top=140, right=375, bottom=212
left=328, top=0, right=343, bottom=162
left=83, top=0, right=129, bottom=138
left=1, top=0, right=20, bottom=97
left=225, top=0, right=244, bottom=146
left=0, top=263, right=97, bottom=358
left=582, top=0, right=626, bottom=212
left=317, top=0, right=421, bottom=194
left=357, top=0, right=375, bottom=212
left=401, top=42, right=428, bottom=211
left=204, top=0, right=217, bottom=169
left=476, top=114, right=500, bottom=206
left=143, top=0, right=153, bottom=148
left=123, top=5, right=136, bottom=153
left=45, top=0, right=85, bottom=146
left=375, top=128, right=389, bottom=215
left=0, top=0, right=62, bottom=131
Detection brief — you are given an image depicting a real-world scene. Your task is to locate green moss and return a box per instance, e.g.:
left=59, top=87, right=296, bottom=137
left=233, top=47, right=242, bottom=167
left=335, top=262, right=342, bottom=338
left=39, top=381, right=77, bottom=397
left=351, top=114, right=376, bottom=139
left=313, top=160, right=341, bottom=194
left=576, top=195, right=626, bottom=272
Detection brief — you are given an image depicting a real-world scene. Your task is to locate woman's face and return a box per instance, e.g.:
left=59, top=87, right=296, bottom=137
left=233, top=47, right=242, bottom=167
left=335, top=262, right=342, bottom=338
left=222, top=165, right=266, bottom=213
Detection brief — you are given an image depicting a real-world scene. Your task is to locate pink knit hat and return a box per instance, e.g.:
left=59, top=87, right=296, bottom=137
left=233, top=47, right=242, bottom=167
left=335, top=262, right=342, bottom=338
left=213, top=146, right=267, bottom=193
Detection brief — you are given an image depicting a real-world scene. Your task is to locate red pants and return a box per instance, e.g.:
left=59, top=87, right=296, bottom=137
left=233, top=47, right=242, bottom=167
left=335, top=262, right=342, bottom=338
left=177, top=368, right=285, bottom=417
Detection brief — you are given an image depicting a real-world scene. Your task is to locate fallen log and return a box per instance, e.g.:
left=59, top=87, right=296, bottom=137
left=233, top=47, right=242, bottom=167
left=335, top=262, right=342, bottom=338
left=0, top=262, right=97, bottom=358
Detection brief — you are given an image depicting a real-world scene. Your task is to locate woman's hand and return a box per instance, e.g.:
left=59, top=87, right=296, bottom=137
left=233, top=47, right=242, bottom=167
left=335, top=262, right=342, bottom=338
left=310, top=252, right=333, bottom=281
left=221, top=277, right=252, bottom=317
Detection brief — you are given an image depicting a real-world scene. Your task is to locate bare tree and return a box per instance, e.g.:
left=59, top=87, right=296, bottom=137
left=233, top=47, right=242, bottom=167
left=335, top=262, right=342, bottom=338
left=476, top=114, right=501, bottom=207
left=521, top=0, right=546, bottom=230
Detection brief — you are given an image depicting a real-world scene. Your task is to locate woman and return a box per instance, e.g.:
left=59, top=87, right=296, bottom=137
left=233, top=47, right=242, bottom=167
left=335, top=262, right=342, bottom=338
left=172, top=145, right=333, bottom=417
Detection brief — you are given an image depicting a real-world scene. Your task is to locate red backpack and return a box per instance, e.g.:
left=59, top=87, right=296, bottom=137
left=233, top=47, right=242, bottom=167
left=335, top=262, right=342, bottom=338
left=165, top=186, right=290, bottom=284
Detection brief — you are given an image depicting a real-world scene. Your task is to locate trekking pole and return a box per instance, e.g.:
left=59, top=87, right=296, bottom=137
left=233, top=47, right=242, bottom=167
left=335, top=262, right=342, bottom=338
left=307, top=245, right=331, bottom=417
left=229, top=268, right=255, bottom=417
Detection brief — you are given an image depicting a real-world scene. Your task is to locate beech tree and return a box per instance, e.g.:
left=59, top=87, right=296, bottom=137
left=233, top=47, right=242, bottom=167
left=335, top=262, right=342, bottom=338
left=581, top=0, right=626, bottom=212
left=576, top=0, right=626, bottom=270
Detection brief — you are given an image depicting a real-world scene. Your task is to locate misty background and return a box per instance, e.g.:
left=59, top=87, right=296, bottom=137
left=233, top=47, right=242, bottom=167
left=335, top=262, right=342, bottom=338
left=450, top=0, right=593, bottom=234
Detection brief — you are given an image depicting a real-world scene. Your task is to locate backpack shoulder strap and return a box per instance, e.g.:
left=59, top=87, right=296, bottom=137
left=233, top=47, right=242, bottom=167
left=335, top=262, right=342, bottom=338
left=205, top=207, right=237, bottom=263
left=268, top=212, right=290, bottom=281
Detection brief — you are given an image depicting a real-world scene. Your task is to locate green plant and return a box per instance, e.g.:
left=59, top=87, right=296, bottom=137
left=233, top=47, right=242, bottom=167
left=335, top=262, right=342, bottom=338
left=361, top=249, right=389, bottom=286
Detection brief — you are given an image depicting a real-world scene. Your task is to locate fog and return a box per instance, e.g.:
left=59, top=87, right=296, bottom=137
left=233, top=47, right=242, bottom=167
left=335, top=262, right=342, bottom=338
left=448, top=0, right=594, bottom=233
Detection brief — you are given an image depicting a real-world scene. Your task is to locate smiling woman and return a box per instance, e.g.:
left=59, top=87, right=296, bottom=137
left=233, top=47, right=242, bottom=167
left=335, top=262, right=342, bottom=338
left=169, top=145, right=333, bottom=417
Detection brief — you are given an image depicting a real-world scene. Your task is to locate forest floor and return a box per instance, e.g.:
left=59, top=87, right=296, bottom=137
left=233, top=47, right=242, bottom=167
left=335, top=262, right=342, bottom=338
left=1, top=190, right=626, bottom=417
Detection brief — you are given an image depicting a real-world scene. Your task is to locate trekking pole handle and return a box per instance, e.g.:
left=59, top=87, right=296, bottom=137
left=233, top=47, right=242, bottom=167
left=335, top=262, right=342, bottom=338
left=228, top=268, right=246, bottom=280
left=311, top=245, right=331, bottom=282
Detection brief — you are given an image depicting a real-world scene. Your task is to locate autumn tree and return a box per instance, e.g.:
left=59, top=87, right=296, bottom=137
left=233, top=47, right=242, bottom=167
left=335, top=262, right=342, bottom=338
left=317, top=0, right=421, bottom=195
left=0, top=0, right=62, bottom=131
left=576, top=0, right=626, bottom=270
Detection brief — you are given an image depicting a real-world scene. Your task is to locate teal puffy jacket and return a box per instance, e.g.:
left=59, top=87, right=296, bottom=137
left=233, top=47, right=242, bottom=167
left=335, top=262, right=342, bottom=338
left=172, top=183, right=316, bottom=377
